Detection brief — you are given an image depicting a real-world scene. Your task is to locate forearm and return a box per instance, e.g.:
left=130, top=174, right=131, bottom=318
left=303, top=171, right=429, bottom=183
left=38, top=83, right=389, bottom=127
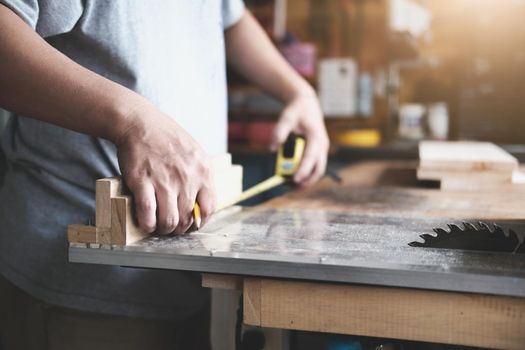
left=224, top=11, right=315, bottom=103
left=0, top=4, right=139, bottom=143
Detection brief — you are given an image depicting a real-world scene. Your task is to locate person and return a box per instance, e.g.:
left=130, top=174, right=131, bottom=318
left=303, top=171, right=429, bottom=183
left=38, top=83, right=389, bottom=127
left=0, top=1, right=329, bottom=349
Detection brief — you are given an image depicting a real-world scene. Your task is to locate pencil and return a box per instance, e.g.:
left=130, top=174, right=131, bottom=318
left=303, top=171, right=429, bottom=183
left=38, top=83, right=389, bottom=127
left=193, top=202, right=201, bottom=230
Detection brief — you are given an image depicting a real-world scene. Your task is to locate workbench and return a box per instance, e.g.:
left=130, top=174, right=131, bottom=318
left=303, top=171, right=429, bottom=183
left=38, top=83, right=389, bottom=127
left=70, top=161, right=525, bottom=349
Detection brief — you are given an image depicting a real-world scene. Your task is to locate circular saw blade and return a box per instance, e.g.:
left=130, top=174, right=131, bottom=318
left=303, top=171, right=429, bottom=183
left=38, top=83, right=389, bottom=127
left=409, top=222, right=524, bottom=254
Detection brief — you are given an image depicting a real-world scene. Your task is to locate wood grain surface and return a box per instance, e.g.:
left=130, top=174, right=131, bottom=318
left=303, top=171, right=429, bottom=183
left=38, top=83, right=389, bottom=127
left=263, top=161, right=525, bottom=219
left=243, top=278, right=525, bottom=350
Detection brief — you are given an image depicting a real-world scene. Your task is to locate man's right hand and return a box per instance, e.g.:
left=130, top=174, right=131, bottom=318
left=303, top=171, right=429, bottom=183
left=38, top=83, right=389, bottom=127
left=115, top=102, right=216, bottom=235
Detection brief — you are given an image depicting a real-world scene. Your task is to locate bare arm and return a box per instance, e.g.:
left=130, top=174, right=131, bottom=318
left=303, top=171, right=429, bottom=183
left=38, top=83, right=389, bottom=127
left=0, top=4, right=135, bottom=141
left=225, top=11, right=329, bottom=185
left=0, top=4, right=216, bottom=233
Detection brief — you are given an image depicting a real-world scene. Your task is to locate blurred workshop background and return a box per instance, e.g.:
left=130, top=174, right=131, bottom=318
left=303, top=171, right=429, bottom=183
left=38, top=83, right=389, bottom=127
left=229, top=0, right=525, bottom=203
left=1, top=0, right=523, bottom=195
left=0, top=2, right=523, bottom=350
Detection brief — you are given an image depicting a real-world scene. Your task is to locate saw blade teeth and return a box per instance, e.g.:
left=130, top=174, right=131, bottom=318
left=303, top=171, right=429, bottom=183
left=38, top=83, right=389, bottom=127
left=478, top=222, right=491, bottom=232
left=414, top=222, right=524, bottom=254
left=462, top=222, right=476, bottom=231
left=447, top=223, right=462, bottom=233
left=493, top=224, right=506, bottom=236
left=433, top=228, right=448, bottom=235
left=420, top=233, right=437, bottom=242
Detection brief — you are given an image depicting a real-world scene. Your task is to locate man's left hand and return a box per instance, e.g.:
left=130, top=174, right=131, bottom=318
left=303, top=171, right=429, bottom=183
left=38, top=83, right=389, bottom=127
left=270, top=93, right=330, bottom=186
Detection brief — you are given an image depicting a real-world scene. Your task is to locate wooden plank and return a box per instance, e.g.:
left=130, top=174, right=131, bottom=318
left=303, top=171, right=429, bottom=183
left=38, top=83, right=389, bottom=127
left=243, top=278, right=262, bottom=326
left=67, top=224, right=96, bottom=244
left=440, top=177, right=525, bottom=192
left=416, top=168, right=512, bottom=182
left=202, top=273, right=243, bottom=290
left=111, top=195, right=148, bottom=245
left=419, top=141, right=518, bottom=172
left=95, top=178, right=122, bottom=244
left=248, top=278, right=525, bottom=350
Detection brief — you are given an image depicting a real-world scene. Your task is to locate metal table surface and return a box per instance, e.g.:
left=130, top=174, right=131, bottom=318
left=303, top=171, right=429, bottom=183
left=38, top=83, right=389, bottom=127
left=69, top=206, right=525, bottom=297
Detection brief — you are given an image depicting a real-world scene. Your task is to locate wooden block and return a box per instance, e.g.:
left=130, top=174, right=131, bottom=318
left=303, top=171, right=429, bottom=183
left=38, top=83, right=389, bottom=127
left=67, top=224, right=96, bottom=244
left=202, top=273, right=243, bottom=290
left=244, top=278, right=525, bottom=350
left=419, top=141, right=518, bottom=172
left=211, top=153, right=233, bottom=172
left=243, top=278, right=262, bottom=326
left=215, top=164, right=243, bottom=205
left=111, top=195, right=148, bottom=245
left=96, top=178, right=122, bottom=244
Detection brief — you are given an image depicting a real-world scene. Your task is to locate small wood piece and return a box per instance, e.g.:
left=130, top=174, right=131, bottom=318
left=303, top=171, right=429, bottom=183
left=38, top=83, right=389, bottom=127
left=96, top=178, right=122, bottom=244
left=214, top=164, right=243, bottom=206
left=242, top=278, right=525, bottom=350
left=67, top=224, right=96, bottom=244
left=202, top=273, right=243, bottom=290
left=243, top=278, right=262, bottom=326
left=211, top=153, right=233, bottom=172
left=111, top=195, right=148, bottom=246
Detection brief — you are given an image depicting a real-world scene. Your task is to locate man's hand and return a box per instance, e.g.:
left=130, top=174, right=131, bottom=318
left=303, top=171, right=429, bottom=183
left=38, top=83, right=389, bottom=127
left=116, top=102, right=216, bottom=235
left=271, top=93, right=329, bottom=186
left=225, top=11, right=330, bottom=186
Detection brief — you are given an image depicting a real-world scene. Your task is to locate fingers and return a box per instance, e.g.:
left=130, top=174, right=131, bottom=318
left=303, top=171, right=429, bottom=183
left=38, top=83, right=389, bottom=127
left=174, top=191, right=194, bottom=234
left=128, top=180, right=157, bottom=233
left=127, top=171, right=215, bottom=235
left=131, top=183, right=212, bottom=235
left=155, top=184, right=179, bottom=235
left=301, top=153, right=328, bottom=187
left=293, top=138, right=318, bottom=184
left=314, top=152, right=328, bottom=182
left=196, top=185, right=217, bottom=227
left=270, top=108, right=295, bottom=151
left=293, top=130, right=329, bottom=185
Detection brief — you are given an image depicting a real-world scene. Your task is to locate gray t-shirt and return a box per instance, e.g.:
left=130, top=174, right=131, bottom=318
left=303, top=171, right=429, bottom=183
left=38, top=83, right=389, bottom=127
left=0, top=0, right=244, bottom=319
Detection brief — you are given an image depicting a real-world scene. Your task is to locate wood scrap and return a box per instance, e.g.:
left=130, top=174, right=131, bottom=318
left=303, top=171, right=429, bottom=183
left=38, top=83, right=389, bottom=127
left=110, top=195, right=147, bottom=246
left=68, top=153, right=243, bottom=245
left=67, top=224, right=96, bottom=244
left=417, top=141, right=522, bottom=192
left=419, top=141, right=517, bottom=172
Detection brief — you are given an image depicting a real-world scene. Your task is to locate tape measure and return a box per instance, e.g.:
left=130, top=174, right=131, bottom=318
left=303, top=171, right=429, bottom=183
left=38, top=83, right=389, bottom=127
left=217, top=135, right=305, bottom=210
left=276, top=135, right=306, bottom=177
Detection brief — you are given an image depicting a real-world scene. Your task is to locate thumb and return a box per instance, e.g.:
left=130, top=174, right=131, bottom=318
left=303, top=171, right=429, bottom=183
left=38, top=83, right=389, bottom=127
left=270, top=111, right=295, bottom=151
